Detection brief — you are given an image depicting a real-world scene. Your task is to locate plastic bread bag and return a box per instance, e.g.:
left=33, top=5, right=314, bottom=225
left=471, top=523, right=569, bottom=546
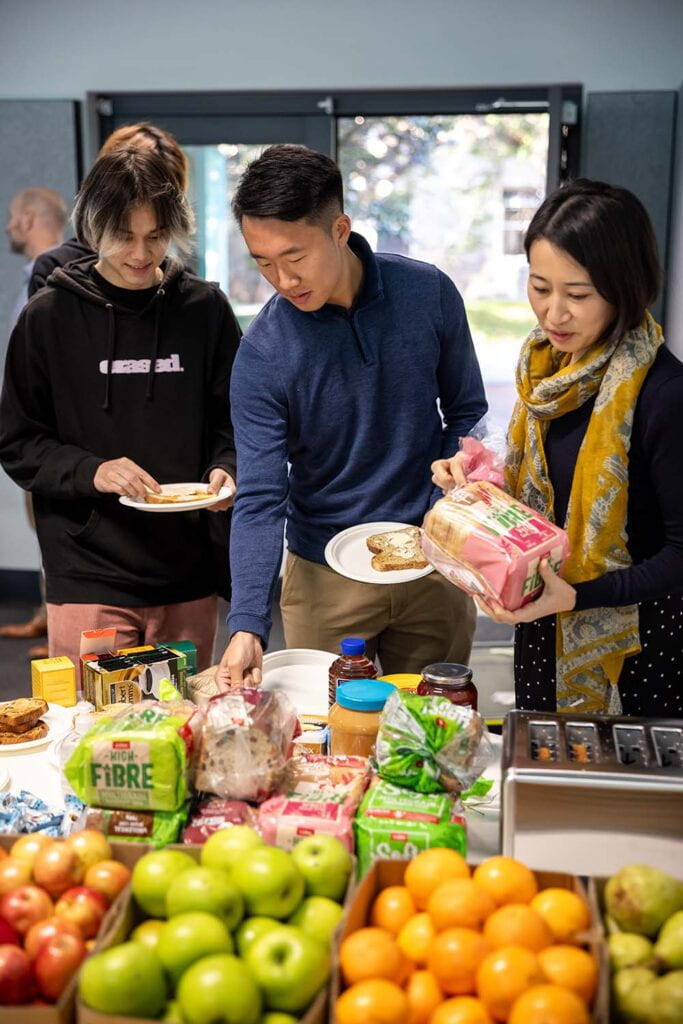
left=375, top=690, right=493, bottom=795
left=195, top=687, right=299, bottom=802
left=423, top=480, right=569, bottom=611
left=64, top=701, right=202, bottom=812
left=458, top=430, right=506, bottom=489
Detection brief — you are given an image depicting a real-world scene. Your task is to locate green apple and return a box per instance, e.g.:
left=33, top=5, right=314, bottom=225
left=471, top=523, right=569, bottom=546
left=200, top=826, right=264, bottom=872
left=166, top=867, right=244, bottom=930
left=236, top=916, right=281, bottom=958
left=289, top=896, right=344, bottom=945
left=78, top=941, right=167, bottom=1017
left=232, top=848, right=304, bottom=919
left=290, top=835, right=352, bottom=901
left=158, top=911, right=233, bottom=985
left=245, top=924, right=331, bottom=1013
left=132, top=849, right=196, bottom=918
left=177, top=954, right=261, bottom=1024
left=131, top=919, right=166, bottom=952
left=262, top=1015, right=297, bottom=1024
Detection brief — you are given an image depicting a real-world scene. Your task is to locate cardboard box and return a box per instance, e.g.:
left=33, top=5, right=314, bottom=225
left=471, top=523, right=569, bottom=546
left=31, top=656, right=77, bottom=706
left=81, top=647, right=187, bottom=709
left=332, top=859, right=610, bottom=1024
left=158, top=640, right=197, bottom=677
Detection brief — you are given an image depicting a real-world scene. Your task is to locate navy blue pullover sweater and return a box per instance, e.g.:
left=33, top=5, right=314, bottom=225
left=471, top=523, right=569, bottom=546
left=227, top=233, right=487, bottom=643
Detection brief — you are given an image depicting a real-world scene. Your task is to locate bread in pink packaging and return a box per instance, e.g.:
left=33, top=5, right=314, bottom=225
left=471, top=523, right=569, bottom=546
left=422, top=480, right=569, bottom=611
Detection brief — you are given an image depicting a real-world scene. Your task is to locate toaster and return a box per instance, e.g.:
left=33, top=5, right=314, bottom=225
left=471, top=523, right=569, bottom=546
left=501, top=710, right=683, bottom=876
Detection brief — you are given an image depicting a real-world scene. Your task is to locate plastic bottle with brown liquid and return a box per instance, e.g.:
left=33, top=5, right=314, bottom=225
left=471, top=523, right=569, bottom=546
left=327, top=637, right=377, bottom=707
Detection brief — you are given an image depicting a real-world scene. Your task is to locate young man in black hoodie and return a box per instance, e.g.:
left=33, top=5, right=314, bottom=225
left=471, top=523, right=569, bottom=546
left=0, top=149, right=240, bottom=674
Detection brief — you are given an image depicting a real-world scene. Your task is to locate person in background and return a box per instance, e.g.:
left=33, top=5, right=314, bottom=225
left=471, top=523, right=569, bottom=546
left=219, top=144, right=486, bottom=688
left=0, top=148, right=240, bottom=673
left=432, top=179, right=683, bottom=718
left=29, top=122, right=190, bottom=296
left=1, top=187, right=68, bottom=652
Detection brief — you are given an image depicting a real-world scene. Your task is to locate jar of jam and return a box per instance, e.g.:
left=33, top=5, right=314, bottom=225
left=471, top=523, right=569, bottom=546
left=417, top=663, right=478, bottom=710
left=328, top=679, right=396, bottom=757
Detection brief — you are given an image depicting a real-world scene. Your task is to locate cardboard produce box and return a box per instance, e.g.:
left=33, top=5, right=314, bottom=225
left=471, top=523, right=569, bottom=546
left=331, top=859, right=610, bottom=1024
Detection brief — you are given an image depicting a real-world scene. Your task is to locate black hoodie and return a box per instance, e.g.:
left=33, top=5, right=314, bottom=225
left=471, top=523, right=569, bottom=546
left=0, top=257, right=240, bottom=606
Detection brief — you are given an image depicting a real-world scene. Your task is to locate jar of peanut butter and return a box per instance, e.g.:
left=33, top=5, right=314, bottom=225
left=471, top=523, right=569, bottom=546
left=328, top=680, right=396, bottom=757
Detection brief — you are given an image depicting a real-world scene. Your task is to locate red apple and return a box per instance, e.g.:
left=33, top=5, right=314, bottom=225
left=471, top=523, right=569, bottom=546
left=0, top=918, right=20, bottom=946
left=83, top=859, right=131, bottom=903
left=55, top=886, right=108, bottom=940
left=0, top=848, right=7, bottom=861
left=25, top=915, right=82, bottom=959
left=0, top=858, right=32, bottom=896
left=34, top=842, right=84, bottom=899
left=10, top=834, right=54, bottom=871
left=34, top=931, right=87, bottom=1001
left=0, top=886, right=54, bottom=936
left=0, top=943, right=35, bottom=1004
left=65, top=830, right=112, bottom=873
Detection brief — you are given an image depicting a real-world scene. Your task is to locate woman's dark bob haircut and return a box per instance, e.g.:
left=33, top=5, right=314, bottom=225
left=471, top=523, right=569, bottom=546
left=524, top=178, right=661, bottom=344
left=73, top=148, right=194, bottom=256
left=232, top=144, right=344, bottom=228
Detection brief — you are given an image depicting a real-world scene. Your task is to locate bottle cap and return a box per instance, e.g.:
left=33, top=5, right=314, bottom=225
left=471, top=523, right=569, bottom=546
left=340, top=637, right=366, bottom=656
left=335, top=680, right=396, bottom=712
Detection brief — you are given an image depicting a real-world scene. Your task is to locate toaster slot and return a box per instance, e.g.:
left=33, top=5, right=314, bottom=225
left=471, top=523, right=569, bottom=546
left=566, top=722, right=598, bottom=763
left=529, top=721, right=559, bottom=762
left=651, top=728, right=683, bottom=768
left=613, top=724, right=648, bottom=767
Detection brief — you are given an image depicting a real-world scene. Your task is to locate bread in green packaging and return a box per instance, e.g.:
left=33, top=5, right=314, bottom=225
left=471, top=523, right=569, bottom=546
left=354, top=778, right=467, bottom=876
left=81, top=804, right=190, bottom=845
left=65, top=701, right=202, bottom=812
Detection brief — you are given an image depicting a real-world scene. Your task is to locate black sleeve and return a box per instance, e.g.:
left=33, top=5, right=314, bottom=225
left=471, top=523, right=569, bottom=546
left=0, top=307, right=103, bottom=498
left=573, top=372, right=683, bottom=610
left=28, top=252, right=59, bottom=298
left=204, top=288, right=241, bottom=481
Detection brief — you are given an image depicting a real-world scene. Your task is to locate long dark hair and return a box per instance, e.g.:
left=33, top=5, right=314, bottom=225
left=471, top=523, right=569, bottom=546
left=73, top=148, right=194, bottom=256
left=524, top=179, right=661, bottom=343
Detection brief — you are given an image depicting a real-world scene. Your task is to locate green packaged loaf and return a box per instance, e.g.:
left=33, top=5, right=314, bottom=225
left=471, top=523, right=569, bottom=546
left=354, top=779, right=467, bottom=876
left=82, top=804, right=189, bottom=846
left=375, top=691, right=489, bottom=794
left=65, top=702, right=201, bottom=812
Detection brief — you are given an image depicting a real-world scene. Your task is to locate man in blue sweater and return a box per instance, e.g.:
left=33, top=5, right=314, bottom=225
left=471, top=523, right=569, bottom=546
left=218, top=145, right=487, bottom=687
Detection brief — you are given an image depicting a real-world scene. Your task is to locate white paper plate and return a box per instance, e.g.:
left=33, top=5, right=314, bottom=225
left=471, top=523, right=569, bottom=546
left=324, top=522, right=434, bottom=585
left=261, top=648, right=336, bottom=718
left=120, top=482, right=233, bottom=513
left=0, top=764, right=10, bottom=791
left=0, top=702, right=73, bottom=753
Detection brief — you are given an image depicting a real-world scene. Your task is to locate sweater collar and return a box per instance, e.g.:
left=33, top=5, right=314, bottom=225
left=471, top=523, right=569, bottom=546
left=311, top=231, right=383, bottom=320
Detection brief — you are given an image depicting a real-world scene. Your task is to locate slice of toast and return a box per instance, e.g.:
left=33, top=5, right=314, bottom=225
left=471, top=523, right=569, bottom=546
left=144, top=490, right=208, bottom=505
left=0, top=720, right=49, bottom=745
left=366, top=526, right=428, bottom=571
left=0, top=697, right=49, bottom=730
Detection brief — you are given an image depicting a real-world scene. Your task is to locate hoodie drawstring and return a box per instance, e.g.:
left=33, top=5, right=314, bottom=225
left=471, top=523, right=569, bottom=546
left=102, top=303, right=115, bottom=411
left=146, top=288, right=164, bottom=401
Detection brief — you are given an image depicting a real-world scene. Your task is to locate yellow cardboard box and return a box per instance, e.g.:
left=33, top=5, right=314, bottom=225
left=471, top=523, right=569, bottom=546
left=30, top=656, right=77, bottom=706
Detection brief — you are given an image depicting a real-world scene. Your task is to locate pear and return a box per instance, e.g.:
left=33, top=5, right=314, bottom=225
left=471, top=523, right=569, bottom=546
left=613, top=967, right=657, bottom=1023
left=608, top=931, right=654, bottom=970
left=605, top=864, right=683, bottom=937
left=654, top=910, right=683, bottom=969
left=652, top=970, right=683, bottom=1024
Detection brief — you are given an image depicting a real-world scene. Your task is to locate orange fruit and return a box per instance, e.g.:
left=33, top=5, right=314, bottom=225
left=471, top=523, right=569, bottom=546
left=405, top=970, right=442, bottom=1024
left=371, top=886, right=418, bottom=935
left=483, top=903, right=553, bottom=952
left=473, top=857, right=538, bottom=906
left=537, top=945, right=598, bottom=1004
left=428, top=878, right=496, bottom=931
left=475, top=945, right=544, bottom=1022
left=508, top=984, right=590, bottom=1024
left=428, top=928, right=491, bottom=996
left=430, top=997, right=494, bottom=1024
left=336, top=979, right=410, bottom=1024
left=530, top=888, right=591, bottom=944
left=397, top=912, right=436, bottom=966
left=340, top=927, right=410, bottom=986
left=404, top=849, right=470, bottom=910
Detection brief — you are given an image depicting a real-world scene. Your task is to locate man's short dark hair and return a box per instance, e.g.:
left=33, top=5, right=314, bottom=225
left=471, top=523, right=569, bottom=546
left=232, top=144, right=344, bottom=228
left=525, top=178, right=660, bottom=344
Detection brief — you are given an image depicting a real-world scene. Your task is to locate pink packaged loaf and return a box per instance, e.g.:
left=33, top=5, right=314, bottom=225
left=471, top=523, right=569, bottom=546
left=422, top=480, right=569, bottom=611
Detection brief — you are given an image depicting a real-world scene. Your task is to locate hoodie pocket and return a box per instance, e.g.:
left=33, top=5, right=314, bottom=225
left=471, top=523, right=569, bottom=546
left=65, top=509, right=101, bottom=543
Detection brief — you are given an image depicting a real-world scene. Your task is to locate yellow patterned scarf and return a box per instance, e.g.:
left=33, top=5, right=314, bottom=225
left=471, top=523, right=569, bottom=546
left=506, top=312, right=664, bottom=713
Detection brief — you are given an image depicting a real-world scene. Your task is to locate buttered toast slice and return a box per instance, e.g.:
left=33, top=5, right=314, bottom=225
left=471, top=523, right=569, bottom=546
left=366, top=526, right=428, bottom=571
left=144, top=490, right=208, bottom=505
left=0, top=697, right=48, bottom=730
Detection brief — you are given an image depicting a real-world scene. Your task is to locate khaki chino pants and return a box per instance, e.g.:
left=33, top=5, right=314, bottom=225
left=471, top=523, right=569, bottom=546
left=280, top=552, right=476, bottom=675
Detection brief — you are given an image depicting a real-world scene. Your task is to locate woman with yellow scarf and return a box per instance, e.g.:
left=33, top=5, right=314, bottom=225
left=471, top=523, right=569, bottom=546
left=432, top=180, right=683, bottom=717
